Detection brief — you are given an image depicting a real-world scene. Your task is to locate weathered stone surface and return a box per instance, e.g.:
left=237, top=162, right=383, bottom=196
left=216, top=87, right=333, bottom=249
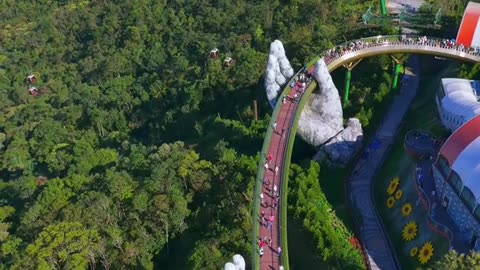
left=296, top=59, right=363, bottom=166
left=224, top=254, right=245, bottom=270
left=224, top=262, right=237, bottom=270
left=232, top=254, right=245, bottom=270
left=263, top=45, right=363, bottom=166
left=297, top=59, right=344, bottom=146
left=264, top=40, right=294, bottom=106
left=318, top=118, right=364, bottom=165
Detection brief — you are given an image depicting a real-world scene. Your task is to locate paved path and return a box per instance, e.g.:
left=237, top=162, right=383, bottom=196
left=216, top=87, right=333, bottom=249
left=348, top=56, right=421, bottom=270
left=258, top=85, right=301, bottom=270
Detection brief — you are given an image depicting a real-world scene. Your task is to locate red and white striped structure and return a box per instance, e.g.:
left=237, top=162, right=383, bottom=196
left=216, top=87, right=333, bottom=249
left=439, top=115, right=480, bottom=196
left=457, top=2, right=480, bottom=48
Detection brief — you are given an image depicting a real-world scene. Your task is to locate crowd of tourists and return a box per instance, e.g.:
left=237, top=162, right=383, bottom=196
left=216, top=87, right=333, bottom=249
left=321, top=35, right=480, bottom=64
left=256, top=67, right=313, bottom=269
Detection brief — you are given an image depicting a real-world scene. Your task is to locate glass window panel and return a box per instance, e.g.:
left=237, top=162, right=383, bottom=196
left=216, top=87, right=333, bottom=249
left=461, top=187, right=477, bottom=212
left=450, top=171, right=463, bottom=194
left=436, top=155, right=451, bottom=178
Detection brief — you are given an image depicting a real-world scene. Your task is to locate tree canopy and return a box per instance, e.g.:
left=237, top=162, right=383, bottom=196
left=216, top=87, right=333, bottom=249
left=434, top=250, right=480, bottom=270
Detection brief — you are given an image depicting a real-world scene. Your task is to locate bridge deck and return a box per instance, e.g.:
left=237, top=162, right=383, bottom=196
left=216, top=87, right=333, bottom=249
left=259, top=87, right=298, bottom=270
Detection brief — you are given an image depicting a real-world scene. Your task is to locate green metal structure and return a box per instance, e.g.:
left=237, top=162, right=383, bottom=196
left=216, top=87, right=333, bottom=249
left=380, top=0, right=387, bottom=16
left=344, top=69, right=352, bottom=105
left=362, top=4, right=442, bottom=27
left=391, top=63, right=402, bottom=90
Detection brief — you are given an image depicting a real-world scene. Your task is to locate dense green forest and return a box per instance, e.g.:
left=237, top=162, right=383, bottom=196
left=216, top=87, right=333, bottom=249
left=0, top=0, right=445, bottom=269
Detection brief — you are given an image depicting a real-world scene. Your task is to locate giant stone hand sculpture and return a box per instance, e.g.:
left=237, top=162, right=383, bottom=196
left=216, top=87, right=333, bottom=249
left=224, top=254, right=246, bottom=270
left=265, top=40, right=294, bottom=107
left=264, top=40, right=363, bottom=166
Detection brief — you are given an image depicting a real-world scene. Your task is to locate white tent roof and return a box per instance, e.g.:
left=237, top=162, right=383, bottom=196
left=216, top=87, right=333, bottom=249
left=441, top=78, right=480, bottom=122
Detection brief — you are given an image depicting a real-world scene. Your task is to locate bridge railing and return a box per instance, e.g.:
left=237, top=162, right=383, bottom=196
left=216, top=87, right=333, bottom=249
left=319, top=35, right=480, bottom=67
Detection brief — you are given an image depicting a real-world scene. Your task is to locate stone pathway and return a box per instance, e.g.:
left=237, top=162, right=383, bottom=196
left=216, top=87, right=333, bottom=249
left=348, top=56, right=421, bottom=270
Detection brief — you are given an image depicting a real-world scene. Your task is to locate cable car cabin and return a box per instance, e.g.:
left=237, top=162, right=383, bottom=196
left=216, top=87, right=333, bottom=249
left=223, top=57, right=235, bottom=68
left=209, top=48, right=219, bottom=59
left=27, top=74, right=36, bottom=84
left=29, top=87, right=40, bottom=96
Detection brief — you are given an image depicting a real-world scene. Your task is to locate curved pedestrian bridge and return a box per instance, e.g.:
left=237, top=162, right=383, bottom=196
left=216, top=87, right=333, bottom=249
left=321, top=35, right=480, bottom=72
left=253, top=35, right=480, bottom=270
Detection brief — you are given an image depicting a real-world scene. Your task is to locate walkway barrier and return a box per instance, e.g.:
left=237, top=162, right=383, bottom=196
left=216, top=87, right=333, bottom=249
left=321, top=35, right=480, bottom=72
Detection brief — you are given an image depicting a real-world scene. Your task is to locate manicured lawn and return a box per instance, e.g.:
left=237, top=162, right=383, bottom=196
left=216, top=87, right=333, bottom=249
left=374, top=62, right=458, bottom=269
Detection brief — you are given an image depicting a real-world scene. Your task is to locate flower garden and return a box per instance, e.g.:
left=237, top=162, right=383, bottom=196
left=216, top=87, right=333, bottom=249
left=373, top=66, right=454, bottom=269
left=373, top=135, right=449, bottom=269
left=381, top=176, right=439, bottom=267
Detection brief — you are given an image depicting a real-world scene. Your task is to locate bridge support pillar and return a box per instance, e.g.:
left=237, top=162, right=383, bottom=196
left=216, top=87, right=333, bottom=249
left=344, top=69, right=352, bottom=105
left=392, top=63, right=402, bottom=90
left=390, top=56, right=403, bottom=91
left=343, top=59, right=363, bottom=107
left=380, top=0, right=387, bottom=16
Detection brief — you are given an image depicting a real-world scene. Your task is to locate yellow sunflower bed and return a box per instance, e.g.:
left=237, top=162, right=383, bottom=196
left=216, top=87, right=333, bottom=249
left=395, top=189, right=403, bottom=200
left=402, top=221, right=418, bottom=242
left=387, top=196, right=395, bottom=208
left=401, top=203, right=413, bottom=217
left=418, top=241, right=434, bottom=265
left=387, top=177, right=400, bottom=195
left=410, top=246, right=418, bottom=257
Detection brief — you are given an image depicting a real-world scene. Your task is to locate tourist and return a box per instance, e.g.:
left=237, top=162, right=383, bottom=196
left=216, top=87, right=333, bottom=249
left=282, top=95, right=287, bottom=104
left=275, top=166, right=279, bottom=176
left=259, top=193, right=264, bottom=204
left=277, top=246, right=282, bottom=257
left=259, top=238, right=266, bottom=248
left=263, top=177, right=270, bottom=187
left=272, top=122, right=277, bottom=131
left=269, top=215, right=275, bottom=223
left=259, top=247, right=264, bottom=257
left=273, top=184, right=278, bottom=197
left=264, top=162, right=269, bottom=171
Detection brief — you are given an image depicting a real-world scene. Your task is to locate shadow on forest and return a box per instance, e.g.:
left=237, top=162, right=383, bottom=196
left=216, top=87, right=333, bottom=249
left=132, top=79, right=271, bottom=159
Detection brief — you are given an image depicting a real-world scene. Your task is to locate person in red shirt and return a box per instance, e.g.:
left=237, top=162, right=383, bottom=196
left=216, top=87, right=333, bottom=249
left=259, top=238, right=266, bottom=248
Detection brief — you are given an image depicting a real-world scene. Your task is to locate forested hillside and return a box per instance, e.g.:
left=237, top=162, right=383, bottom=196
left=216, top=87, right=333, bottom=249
left=0, top=0, right=376, bottom=269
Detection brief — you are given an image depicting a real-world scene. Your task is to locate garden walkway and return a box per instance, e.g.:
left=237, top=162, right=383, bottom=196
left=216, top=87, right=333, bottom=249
left=258, top=87, right=300, bottom=270
left=348, top=56, right=421, bottom=270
